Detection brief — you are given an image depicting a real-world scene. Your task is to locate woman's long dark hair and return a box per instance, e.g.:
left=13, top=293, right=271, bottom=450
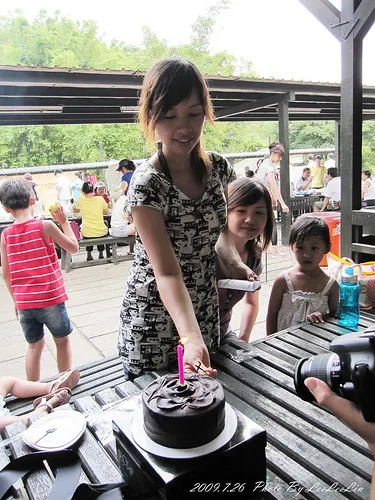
left=228, top=178, right=273, bottom=252
left=138, top=58, right=215, bottom=184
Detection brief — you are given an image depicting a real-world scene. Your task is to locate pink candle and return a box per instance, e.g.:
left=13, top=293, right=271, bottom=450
left=177, top=344, right=185, bottom=386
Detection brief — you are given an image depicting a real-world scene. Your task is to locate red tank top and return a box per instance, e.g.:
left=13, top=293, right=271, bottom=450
left=3, top=219, right=68, bottom=310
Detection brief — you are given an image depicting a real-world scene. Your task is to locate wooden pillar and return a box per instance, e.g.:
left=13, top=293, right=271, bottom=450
left=299, top=0, right=375, bottom=258
left=335, top=120, right=340, bottom=173
left=340, top=0, right=363, bottom=256
left=278, top=100, right=291, bottom=246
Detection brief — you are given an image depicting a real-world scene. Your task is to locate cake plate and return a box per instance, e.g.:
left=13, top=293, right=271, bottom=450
left=131, top=402, right=237, bottom=459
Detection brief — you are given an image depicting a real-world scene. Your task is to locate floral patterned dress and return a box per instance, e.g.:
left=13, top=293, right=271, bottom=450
left=118, top=152, right=235, bottom=376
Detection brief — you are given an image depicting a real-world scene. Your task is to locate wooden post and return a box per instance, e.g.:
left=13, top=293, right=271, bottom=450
left=278, top=100, right=291, bottom=246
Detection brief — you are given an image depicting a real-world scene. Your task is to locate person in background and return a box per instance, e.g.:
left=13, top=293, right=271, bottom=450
left=257, top=142, right=289, bottom=215
left=116, top=159, right=136, bottom=196
left=23, top=173, right=38, bottom=201
left=305, top=377, right=375, bottom=499
left=255, top=158, right=263, bottom=175
left=94, top=181, right=111, bottom=206
left=245, top=169, right=255, bottom=178
left=109, top=194, right=135, bottom=238
left=362, top=170, right=375, bottom=207
left=71, top=172, right=83, bottom=202
left=267, top=214, right=339, bottom=335
left=257, top=142, right=289, bottom=252
left=118, top=58, right=249, bottom=381
left=296, top=167, right=313, bottom=192
left=307, top=153, right=315, bottom=169
left=23, top=173, right=41, bottom=217
left=217, top=178, right=273, bottom=343
left=0, top=180, right=78, bottom=381
left=325, top=152, right=336, bottom=169
left=54, top=169, right=72, bottom=216
left=310, top=155, right=326, bottom=189
left=313, top=167, right=341, bottom=211
left=73, top=182, right=109, bottom=261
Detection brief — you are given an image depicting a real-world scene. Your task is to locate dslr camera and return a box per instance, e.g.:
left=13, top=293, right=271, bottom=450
left=294, top=331, right=375, bottom=422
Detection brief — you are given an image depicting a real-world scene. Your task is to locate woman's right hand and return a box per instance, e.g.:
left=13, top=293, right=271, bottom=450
left=183, top=337, right=217, bottom=378
left=281, top=204, right=289, bottom=214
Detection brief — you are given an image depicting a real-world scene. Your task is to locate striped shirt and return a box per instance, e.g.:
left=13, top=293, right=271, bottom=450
left=3, top=219, right=68, bottom=310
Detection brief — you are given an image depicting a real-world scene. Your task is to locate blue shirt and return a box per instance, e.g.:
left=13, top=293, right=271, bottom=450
left=121, top=172, right=133, bottom=184
left=121, top=172, right=133, bottom=195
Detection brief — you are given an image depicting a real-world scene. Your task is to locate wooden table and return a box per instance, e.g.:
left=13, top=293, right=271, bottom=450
left=3, top=311, right=375, bottom=499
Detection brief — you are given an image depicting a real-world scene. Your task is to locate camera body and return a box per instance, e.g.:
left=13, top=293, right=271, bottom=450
left=294, top=331, right=375, bottom=422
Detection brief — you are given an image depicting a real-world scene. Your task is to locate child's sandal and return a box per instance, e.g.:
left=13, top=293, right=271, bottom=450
left=36, top=400, right=54, bottom=413
left=33, top=388, right=72, bottom=409
left=49, top=369, right=80, bottom=393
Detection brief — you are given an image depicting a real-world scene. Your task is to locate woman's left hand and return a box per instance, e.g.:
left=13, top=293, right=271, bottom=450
left=183, top=338, right=217, bottom=378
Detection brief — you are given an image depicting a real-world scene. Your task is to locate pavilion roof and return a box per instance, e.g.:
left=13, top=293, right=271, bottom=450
left=1, top=64, right=375, bottom=126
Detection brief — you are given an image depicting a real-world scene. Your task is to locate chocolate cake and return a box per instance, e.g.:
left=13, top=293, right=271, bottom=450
left=142, top=373, right=226, bottom=449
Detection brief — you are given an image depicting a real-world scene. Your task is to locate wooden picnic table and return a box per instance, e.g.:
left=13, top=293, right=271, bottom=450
left=2, top=311, right=375, bottom=499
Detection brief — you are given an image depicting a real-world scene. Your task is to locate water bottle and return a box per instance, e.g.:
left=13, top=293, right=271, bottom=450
left=338, top=266, right=360, bottom=328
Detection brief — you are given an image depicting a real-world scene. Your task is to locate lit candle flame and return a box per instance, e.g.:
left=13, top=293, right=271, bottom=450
left=179, top=336, right=189, bottom=346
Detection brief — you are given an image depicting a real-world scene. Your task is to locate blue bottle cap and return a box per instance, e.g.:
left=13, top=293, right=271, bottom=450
left=341, top=266, right=358, bottom=283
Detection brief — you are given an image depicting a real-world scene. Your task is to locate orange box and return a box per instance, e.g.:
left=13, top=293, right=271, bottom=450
left=309, top=212, right=340, bottom=266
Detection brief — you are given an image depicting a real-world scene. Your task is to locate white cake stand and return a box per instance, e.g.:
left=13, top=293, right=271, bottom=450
left=131, top=403, right=237, bottom=459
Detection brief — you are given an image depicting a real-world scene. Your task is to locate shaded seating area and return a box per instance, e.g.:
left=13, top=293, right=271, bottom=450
left=61, top=235, right=135, bottom=272
left=2, top=310, right=375, bottom=499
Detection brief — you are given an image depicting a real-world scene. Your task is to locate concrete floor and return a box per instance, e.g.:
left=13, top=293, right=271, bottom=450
left=0, top=244, right=295, bottom=380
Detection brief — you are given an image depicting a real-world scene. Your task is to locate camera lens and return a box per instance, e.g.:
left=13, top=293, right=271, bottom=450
left=294, top=353, right=340, bottom=401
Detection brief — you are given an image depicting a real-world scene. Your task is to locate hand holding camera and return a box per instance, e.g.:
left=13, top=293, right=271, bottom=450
left=304, top=377, right=375, bottom=456
left=294, top=330, right=375, bottom=422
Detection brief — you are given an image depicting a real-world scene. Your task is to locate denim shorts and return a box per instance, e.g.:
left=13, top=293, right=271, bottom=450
left=19, top=302, right=73, bottom=344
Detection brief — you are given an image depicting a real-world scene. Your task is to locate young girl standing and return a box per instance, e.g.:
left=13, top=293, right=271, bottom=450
left=118, top=59, right=249, bottom=380
left=267, top=214, right=339, bottom=335
left=217, top=178, right=273, bottom=343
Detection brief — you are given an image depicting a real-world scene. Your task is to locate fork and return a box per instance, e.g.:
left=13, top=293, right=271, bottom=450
left=34, top=427, right=57, bottom=444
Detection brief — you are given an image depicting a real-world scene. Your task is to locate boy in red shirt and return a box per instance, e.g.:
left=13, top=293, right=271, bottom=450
left=0, top=180, right=79, bottom=381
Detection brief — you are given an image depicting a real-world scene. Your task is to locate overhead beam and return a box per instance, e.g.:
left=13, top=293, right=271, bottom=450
left=298, top=0, right=341, bottom=41
left=351, top=0, right=375, bottom=39
left=215, top=92, right=295, bottom=120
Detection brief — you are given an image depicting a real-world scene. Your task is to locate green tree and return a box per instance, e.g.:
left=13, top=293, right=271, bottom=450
left=289, top=121, right=335, bottom=149
left=0, top=2, right=260, bottom=168
left=2, top=4, right=374, bottom=169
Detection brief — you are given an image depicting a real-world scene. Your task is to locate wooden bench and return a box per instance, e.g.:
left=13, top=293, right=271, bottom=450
left=352, top=207, right=375, bottom=261
left=60, top=235, right=135, bottom=272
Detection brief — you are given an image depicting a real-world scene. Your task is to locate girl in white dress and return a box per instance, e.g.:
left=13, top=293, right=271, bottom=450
left=267, top=214, right=339, bottom=334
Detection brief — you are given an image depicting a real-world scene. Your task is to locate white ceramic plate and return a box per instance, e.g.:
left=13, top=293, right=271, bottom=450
left=23, top=410, right=86, bottom=451
left=131, top=403, right=237, bottom=459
